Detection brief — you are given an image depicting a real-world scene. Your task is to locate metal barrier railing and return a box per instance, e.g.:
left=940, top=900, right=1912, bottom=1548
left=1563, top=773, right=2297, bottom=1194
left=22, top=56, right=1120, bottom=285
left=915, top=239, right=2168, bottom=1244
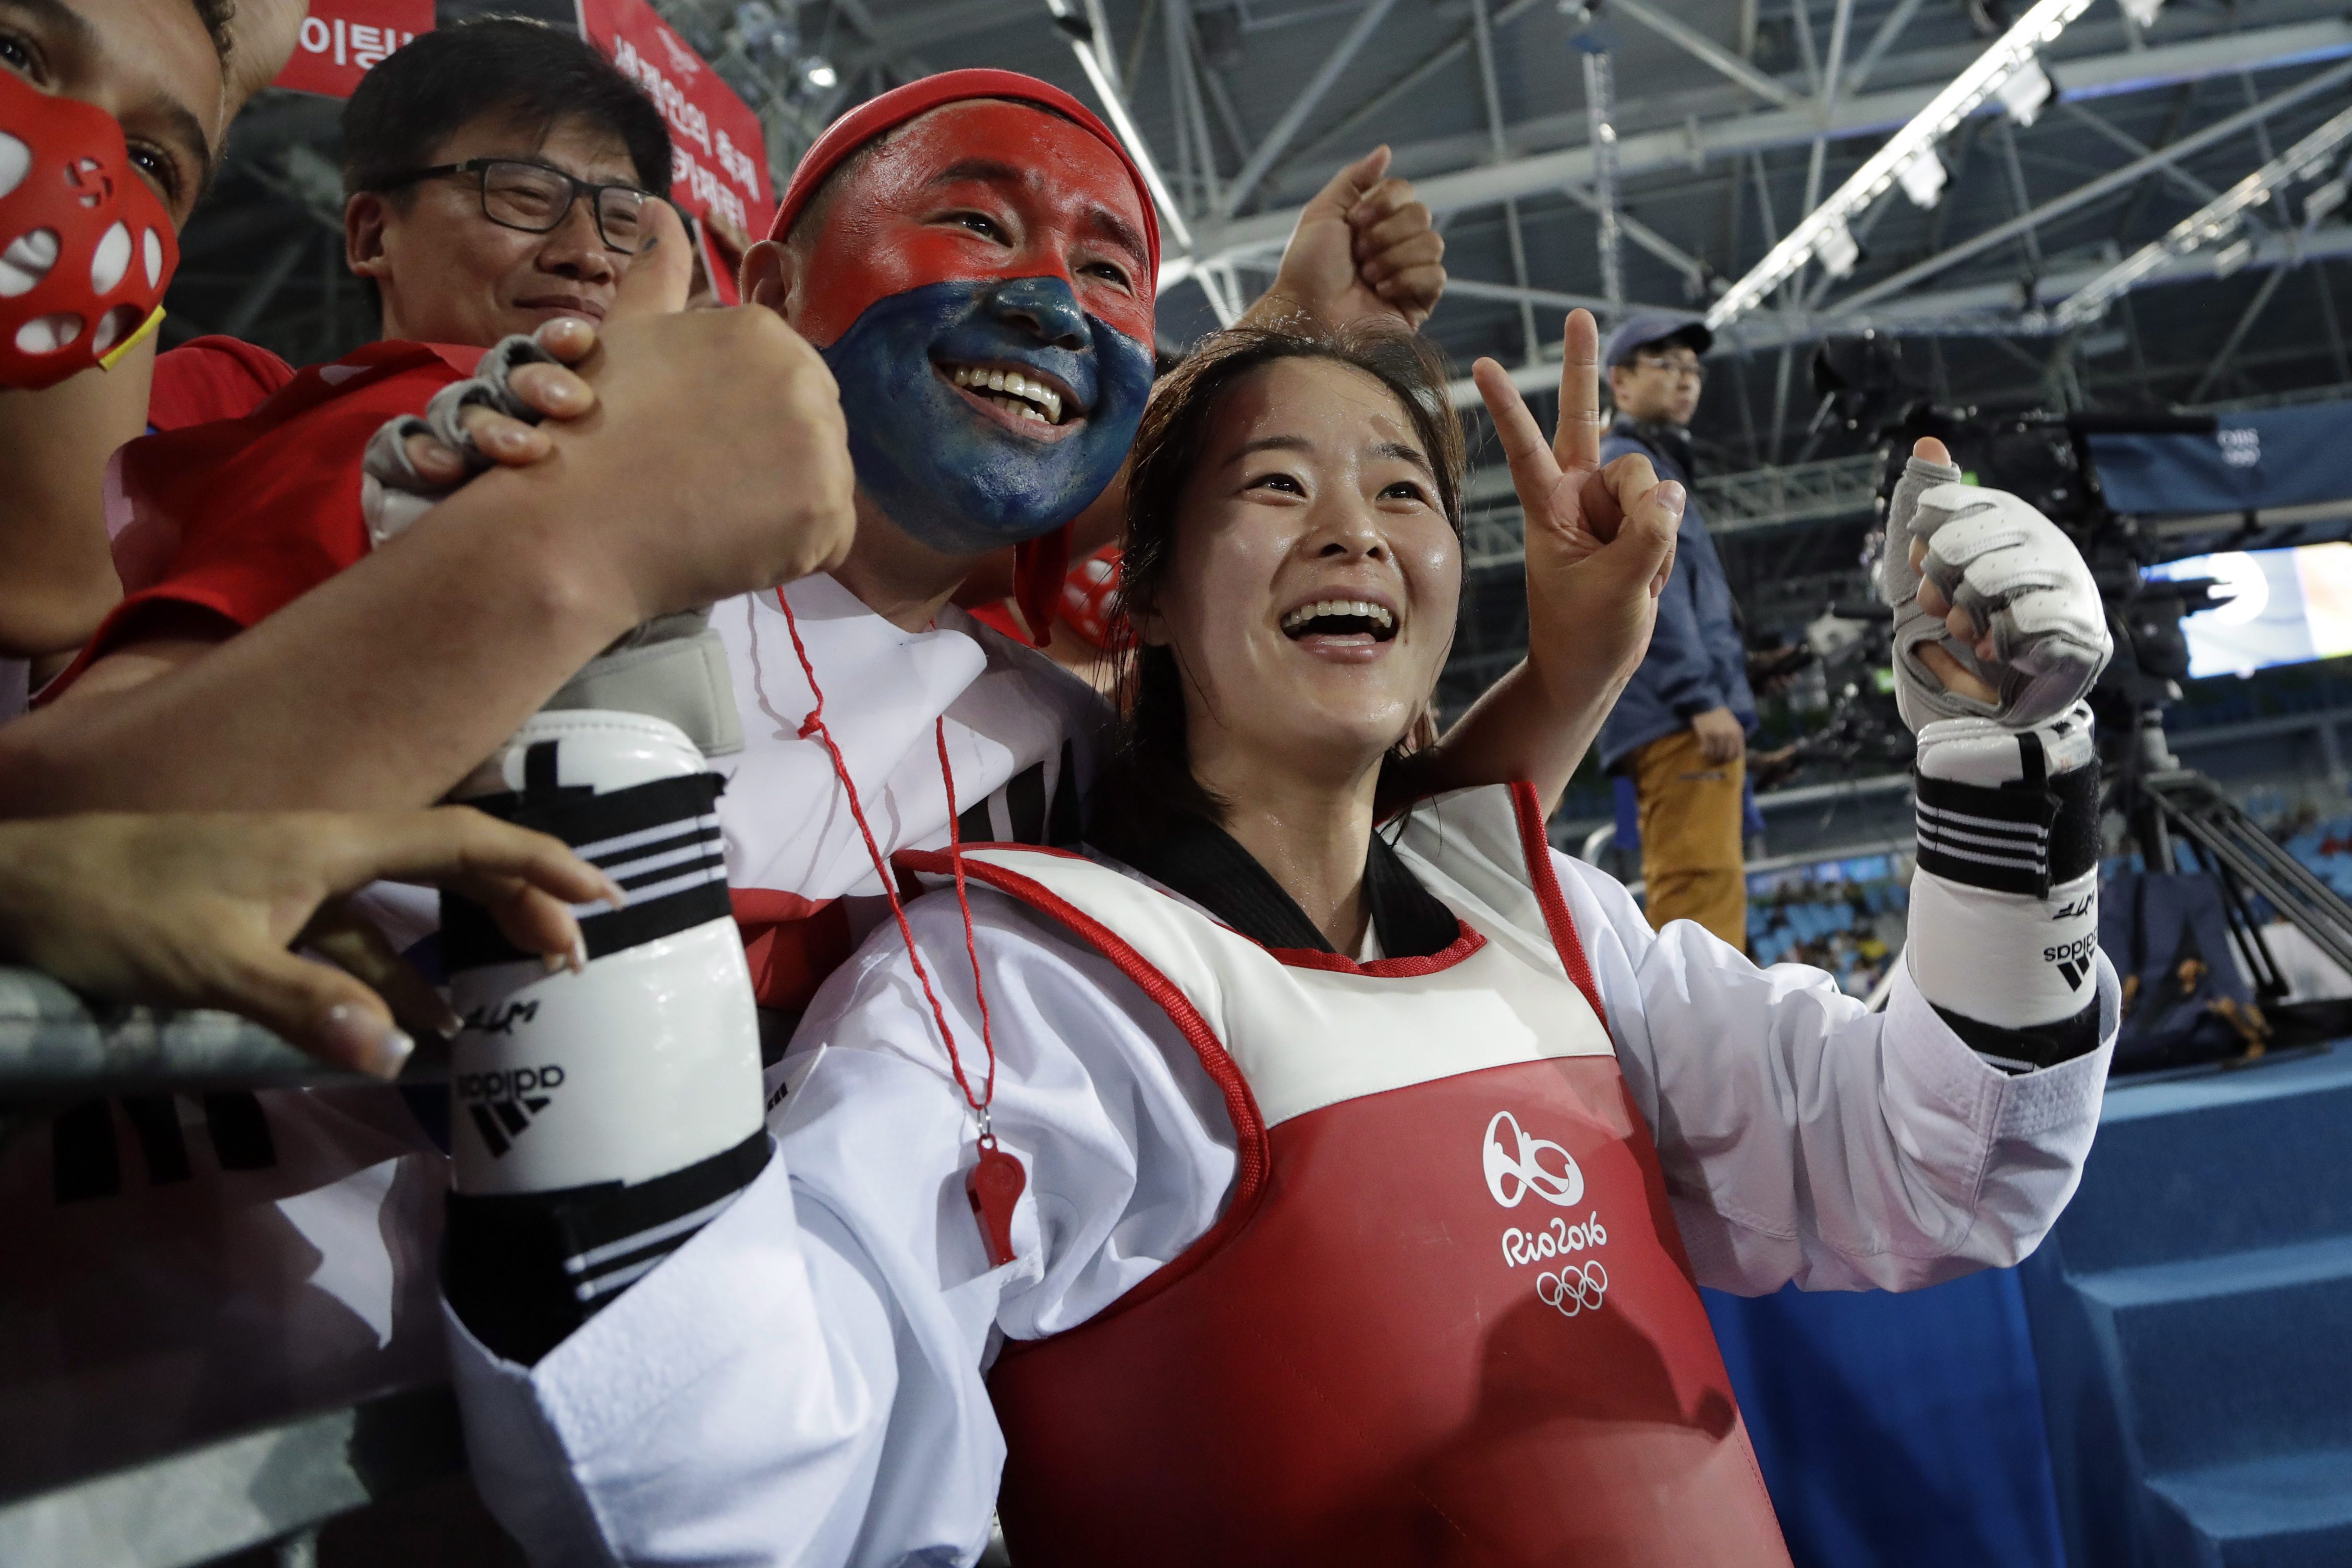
left=0, top=965, right=445, bottom=1100
left=0, top=969, right=462, bottom=1567
left=0, top=1384, right=467, bottom=1568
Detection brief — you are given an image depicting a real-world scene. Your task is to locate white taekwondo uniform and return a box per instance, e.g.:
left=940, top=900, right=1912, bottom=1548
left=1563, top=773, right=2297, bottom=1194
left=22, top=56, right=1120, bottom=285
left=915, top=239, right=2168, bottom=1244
left=446, top=786, right=2118, bottom=1567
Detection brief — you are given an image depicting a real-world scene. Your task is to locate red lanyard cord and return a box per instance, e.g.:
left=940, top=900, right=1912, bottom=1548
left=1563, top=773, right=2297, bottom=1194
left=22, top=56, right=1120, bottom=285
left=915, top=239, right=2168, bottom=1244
left=934, top=717, right=1002, bottom=1117
left=775, top=590, right=1000, bottom=1131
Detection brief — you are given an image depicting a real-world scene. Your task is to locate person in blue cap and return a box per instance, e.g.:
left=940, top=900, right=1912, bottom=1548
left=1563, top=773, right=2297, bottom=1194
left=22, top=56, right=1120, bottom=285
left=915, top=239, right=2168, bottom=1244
left=1597, top=311, right=1761, bottom=949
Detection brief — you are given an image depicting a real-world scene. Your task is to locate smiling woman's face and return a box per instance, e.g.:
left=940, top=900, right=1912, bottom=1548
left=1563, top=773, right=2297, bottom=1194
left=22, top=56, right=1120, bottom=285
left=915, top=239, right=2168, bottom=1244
left=1147, top=356, right=1461, bottom=781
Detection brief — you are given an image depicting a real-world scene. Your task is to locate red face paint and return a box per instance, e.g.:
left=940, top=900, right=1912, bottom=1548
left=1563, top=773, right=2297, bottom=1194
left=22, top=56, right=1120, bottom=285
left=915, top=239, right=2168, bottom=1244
left=791, top=101, right=1155, bottom=350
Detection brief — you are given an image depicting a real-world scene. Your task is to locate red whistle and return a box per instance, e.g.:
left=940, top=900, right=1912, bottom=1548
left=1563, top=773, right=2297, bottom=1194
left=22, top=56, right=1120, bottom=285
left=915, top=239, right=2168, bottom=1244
left=966, top=1137, right=1026, bottom=1268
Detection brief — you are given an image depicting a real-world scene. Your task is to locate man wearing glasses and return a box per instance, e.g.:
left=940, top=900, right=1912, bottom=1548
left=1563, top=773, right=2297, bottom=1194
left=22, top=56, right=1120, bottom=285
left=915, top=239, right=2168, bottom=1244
left=344, top=90, right=663, bottom=346
left=1596, top=312, right=1761, bottom=950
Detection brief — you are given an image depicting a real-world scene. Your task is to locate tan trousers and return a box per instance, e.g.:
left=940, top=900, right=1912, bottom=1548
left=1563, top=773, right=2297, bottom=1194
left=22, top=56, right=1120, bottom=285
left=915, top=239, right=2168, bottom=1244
left=1626, top=727, right=1748, bottom=951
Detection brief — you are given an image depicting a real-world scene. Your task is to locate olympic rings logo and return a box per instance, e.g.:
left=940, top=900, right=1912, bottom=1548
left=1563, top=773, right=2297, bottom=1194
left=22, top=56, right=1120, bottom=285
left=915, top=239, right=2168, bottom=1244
left=1482, top=1110, right=1585, bottom=1208
left=1535, top=1260, right=1609, bottom=1318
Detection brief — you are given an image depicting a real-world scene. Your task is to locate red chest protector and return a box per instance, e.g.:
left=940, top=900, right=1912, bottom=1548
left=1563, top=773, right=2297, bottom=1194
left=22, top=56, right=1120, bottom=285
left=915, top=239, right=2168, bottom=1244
left=926, top=784, right=1788, bottom=1566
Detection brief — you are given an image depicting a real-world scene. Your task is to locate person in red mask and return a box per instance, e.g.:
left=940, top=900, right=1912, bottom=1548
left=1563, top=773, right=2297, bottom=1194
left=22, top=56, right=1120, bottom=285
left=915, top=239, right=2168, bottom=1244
left=0, top=0, right=309, bottom=714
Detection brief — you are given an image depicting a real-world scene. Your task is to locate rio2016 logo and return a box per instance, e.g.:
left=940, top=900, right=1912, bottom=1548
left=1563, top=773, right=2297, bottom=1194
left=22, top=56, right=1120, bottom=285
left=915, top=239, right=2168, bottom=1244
left=1482, top=1110, right=1585, bottom=1208
left=1484, top=1111, right=1612, bottom=1322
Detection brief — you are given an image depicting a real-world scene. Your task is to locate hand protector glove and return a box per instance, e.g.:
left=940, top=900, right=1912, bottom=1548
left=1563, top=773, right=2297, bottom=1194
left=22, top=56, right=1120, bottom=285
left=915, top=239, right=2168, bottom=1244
left=1907, top=701, right=2104, bottom=1070
left=360, top=331, right=557, bottom=547
left=359, top=333, right=746, bottom=756
left=0, top=67, right=177, bottom=389
left=1878, top=452, right=2111, bottom=732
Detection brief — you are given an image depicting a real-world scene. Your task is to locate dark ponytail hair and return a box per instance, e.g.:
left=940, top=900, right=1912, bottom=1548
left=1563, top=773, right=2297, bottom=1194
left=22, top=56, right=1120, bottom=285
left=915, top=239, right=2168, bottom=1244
left=1089, top=324, right=1466, bottom=861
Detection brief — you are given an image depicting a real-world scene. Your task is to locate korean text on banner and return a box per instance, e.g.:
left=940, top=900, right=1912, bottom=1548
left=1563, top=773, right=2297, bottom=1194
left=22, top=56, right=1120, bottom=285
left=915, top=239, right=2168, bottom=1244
left=273, top=0, right=432, bottom=99
left=576, top=0, right=774, bottom=261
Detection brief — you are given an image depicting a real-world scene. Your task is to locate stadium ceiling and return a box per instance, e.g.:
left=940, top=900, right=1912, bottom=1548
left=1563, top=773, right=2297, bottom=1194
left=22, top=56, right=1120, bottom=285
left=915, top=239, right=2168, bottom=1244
left=771, top=1, right=2349, bottom=407
left=175, top=0, right=2352, bottom=470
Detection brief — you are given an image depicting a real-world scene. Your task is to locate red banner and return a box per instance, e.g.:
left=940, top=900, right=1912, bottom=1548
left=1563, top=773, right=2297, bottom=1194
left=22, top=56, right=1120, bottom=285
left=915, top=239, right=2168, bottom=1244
left=576, top=0, right=774, bottom=301
left=271, top=0, right=431, bottom=99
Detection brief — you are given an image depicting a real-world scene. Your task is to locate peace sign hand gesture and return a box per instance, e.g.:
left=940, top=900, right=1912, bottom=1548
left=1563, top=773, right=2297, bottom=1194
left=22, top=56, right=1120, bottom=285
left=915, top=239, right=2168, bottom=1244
left=1472, top=310, right=1688, bottom=706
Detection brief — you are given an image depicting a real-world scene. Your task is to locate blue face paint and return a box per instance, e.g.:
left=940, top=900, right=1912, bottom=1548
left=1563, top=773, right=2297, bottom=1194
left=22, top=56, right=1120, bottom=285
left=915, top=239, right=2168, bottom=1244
left=819, top=275, right=1156, bottom=556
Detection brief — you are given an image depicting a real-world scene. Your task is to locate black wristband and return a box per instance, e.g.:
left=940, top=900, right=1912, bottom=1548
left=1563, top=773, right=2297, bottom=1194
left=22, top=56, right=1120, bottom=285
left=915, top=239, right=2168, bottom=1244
left=1933, top=1001, right=2102, bottom=1075
left=1915, top=743, right=2099, bottom=899
left=445, top=1129, right=771, bottom=1366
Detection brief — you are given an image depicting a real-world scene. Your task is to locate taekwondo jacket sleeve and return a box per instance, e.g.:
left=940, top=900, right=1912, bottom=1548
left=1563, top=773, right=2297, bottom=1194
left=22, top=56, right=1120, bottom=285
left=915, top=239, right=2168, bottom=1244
left=445, top=855, right=2115, bottom=1566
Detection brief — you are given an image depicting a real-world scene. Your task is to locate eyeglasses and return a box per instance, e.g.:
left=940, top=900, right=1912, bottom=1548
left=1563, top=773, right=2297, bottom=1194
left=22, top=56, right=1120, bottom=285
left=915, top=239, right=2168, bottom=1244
left=1632, top=353, right=1707, bottom=383
left=372, top=158, right=652, bottom=254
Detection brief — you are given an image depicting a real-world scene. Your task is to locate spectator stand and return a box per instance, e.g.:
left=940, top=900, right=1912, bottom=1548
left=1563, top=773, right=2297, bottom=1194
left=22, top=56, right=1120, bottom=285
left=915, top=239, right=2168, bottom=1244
left=1745, top=850, right=1911, bottom=999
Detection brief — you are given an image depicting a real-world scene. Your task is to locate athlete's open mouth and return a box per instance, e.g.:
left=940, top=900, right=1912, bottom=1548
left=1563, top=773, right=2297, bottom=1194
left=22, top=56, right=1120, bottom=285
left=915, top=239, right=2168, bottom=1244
left=937, top=360, right=1080, bottom=427
left=1281, top=598, right=1400, bottom=643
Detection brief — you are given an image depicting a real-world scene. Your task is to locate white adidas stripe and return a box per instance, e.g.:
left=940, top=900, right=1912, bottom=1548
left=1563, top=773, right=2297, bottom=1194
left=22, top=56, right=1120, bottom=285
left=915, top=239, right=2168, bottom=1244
left=601, top=838, right=723, bottom=885
left=574, top=812, right=722, bottom=865
left=1918, top=823, right=2048, bottom=861
left=1917, top=835, right=2045, bottom=873
left=563, top=1188, right=742, bottom=1279
left=1916, top=801, right=2047, bottom=840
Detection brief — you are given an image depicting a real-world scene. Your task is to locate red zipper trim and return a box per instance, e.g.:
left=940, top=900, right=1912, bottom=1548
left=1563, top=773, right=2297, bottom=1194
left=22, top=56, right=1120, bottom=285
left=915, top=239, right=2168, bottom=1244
left=1509, top=781, right=1612, bottom=1035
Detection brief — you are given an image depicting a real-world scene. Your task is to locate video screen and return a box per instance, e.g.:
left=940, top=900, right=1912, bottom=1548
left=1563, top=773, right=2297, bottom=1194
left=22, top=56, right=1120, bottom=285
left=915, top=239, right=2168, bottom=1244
left=2144, top=544, right=2352, bottom=679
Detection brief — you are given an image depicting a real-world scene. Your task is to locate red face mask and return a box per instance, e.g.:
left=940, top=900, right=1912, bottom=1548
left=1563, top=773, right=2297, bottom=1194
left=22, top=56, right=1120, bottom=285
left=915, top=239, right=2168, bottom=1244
left=790, top=101, right=1154, bottom=352
left=0, top=66, right=178, bottom=390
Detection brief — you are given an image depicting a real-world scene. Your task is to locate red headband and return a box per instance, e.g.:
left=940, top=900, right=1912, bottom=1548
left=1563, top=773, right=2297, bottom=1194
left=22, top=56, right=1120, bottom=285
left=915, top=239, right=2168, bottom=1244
left=768, top=69, right=1160, bottom=274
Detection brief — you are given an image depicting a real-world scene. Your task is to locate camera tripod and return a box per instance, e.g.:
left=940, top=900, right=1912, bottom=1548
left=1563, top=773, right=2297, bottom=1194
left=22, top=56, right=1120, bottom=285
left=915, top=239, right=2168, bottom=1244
left=2110, top=705, right=2352, bottom=1007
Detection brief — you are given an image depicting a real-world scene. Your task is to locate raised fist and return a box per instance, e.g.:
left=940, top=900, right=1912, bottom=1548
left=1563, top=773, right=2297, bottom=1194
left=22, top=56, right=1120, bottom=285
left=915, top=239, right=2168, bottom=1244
left=1878, top=444, right=2110, bottom=733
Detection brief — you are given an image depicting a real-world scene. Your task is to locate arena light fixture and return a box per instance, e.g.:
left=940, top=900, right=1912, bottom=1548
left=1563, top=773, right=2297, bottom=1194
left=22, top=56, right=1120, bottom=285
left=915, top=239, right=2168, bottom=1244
left=1995, top=59, right=2053, bottom=126
left=802, top=58, right=837, bottom=90
left=1896, top=147, right=1947, bottom=209
left=1815, top=217, right=1861, bottom=278
left=2051, top=101, right=2352, bottom=328
left=1705, top=0, right=2096, bottom=330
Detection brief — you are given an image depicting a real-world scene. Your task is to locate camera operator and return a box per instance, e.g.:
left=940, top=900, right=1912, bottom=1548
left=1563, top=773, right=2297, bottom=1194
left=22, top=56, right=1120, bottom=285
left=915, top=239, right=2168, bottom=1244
left=1594, top=312, right=1765, bottom=948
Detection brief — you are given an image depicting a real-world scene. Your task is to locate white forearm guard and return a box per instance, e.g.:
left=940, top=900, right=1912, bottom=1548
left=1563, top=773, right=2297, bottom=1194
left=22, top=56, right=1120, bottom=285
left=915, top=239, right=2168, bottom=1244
left=1907, top=703, right=2102, bottom=1065
left=444, top=710, right=764, bottom=1196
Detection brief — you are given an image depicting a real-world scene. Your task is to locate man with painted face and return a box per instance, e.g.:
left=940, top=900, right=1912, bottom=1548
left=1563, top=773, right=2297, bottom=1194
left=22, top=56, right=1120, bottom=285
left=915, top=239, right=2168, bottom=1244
left=751, top=84, right=1161, bottom=592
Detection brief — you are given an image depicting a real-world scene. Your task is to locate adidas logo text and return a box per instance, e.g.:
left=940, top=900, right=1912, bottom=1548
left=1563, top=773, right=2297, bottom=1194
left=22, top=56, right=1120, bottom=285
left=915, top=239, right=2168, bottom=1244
left=2042, top=934, right=2098, bottom=966
left=2043, top=933, right=2098, bottom=991
left=457, top=1063, right=566, bottom=1158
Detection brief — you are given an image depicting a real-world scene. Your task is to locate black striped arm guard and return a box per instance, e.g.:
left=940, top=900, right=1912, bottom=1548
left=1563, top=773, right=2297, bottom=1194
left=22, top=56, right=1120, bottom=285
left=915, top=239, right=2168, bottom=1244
left=1914, top=752, right=2100, bottom=901
left=1909, top=709, right=2104, bottom=1074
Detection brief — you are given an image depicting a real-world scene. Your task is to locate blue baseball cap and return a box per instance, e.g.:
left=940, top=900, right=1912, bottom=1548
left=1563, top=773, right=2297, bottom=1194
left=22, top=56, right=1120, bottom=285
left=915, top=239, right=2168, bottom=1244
left=1603, top=310, right=1713, bottom=367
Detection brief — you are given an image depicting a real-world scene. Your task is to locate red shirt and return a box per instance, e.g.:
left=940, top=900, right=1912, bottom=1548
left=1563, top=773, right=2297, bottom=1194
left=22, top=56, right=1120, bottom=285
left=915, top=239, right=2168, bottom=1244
left=145, top=336, right=297, bottom=432
left=55, top=340, right=483, bottom=696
